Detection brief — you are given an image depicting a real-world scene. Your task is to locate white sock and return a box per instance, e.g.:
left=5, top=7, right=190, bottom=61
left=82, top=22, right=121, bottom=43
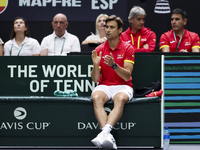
left=101, top=124, right=113, bottom=134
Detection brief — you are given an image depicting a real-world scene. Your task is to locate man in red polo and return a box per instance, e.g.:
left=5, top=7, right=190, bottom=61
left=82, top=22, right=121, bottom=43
left=91, top=15, right=135, bottom=149
left=159, top=8, right=200, bottom=52
left=120, top=6, right=156, bottom=52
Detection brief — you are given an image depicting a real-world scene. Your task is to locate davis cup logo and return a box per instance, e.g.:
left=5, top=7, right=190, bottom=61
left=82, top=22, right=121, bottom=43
left=14, top=107, right=27, bottom=120
left=0, top=0, right=8, bottom=14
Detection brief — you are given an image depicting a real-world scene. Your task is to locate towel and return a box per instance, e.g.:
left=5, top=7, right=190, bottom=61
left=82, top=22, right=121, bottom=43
left=54, top=90, right=78, bottom=97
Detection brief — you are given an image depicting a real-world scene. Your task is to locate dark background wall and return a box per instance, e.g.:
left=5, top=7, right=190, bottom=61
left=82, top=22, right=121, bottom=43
left=0, top=0, right=200, bottom=52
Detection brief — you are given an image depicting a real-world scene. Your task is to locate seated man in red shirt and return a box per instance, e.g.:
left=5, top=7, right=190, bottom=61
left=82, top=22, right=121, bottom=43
left=120, top=6, right=156, bottom=52
left=91, top=15, right=135, bottom=149
left=159, top=8, right=200, bottom=52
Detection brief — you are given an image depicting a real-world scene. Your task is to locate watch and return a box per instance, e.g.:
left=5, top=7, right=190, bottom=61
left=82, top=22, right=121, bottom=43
left=111, top=63, right=117, bottom=69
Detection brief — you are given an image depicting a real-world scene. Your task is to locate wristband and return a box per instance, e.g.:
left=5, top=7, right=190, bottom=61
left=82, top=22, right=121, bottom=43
left=111, top=63, right=117, bottom=69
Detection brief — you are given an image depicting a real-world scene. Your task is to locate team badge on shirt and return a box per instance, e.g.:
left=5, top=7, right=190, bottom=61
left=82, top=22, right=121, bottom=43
left=141, top=38, right=147, bottom=41
left=185, top=42, right=191, bottom=46
left=160, top=42, right=165, bottom=44
left=125, top=40, right=132, bottom=43
left=25, top=44, right=32, bottom=47
left=117, top=54, right=123, bottom=59
left=102, top=55, right=109, bottom=59
left=170, top=41, right=176, bottom=44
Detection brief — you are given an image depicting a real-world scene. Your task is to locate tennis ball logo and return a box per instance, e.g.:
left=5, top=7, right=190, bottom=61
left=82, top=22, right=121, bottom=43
left=14, top=107, right=27, bottom=120
left=0, top=0, right=8, bottom=14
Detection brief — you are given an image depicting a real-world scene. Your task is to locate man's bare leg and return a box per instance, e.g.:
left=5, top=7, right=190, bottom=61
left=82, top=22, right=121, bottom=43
left=91, top=90, right=110, bottom=128
left=107, top=92, right=129, bottom=127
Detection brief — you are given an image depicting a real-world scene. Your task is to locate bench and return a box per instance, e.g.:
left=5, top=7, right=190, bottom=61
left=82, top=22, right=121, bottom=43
left=0, top=96, right=162, bottom=148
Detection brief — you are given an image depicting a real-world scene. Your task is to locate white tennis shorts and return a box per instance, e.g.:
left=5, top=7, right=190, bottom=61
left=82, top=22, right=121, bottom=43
left=92, top=85, right=133, bottom=101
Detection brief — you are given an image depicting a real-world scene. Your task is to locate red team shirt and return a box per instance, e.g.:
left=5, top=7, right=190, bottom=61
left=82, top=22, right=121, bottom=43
left=120, top=26, right=156, bottom=52
left=95, top=40, right=135, bottom=88
left=159, top=29, right=200, bottom=52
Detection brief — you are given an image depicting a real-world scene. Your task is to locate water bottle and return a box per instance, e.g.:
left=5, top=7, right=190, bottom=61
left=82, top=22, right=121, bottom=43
left=163, top=127, right=170, bottom=150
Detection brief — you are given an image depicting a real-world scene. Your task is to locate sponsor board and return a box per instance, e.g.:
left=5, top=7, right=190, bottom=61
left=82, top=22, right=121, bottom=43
left=0, top=107, right=50, bottom=130
left=77, top=107, right=136, bottom=130
left=0, top=0, right=127, bottom=21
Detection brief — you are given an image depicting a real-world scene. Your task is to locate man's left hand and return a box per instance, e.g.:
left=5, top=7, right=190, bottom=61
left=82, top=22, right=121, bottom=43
left=180, top=49, right=188, bottom=52
left=104, top=52, right=115, bottom=66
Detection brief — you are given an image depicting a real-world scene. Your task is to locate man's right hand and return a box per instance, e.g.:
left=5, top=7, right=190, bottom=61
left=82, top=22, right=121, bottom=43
left=91, top=50, right=102, bottom=83
left=143, top=44, right=149, bottom=49
left=92, top=50, right=102, bottom=65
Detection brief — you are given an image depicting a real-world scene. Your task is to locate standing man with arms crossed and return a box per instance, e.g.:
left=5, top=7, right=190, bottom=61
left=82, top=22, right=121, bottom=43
left=121, top=6, right=156, bottom=52
left=91, top=15, right=135, bottom=149
left=159, top=8, right=200, bottom=52
left=40, top=13, right=81, bottom=56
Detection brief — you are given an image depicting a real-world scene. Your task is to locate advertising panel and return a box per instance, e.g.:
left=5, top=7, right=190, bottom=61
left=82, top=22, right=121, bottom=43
left=164, top=55, right=200, bottom=144
left=0, top=0, right=127, bottom=21
left=0, top=96, right=161, bottom=147
left=0, top=56, right=95, bottom=96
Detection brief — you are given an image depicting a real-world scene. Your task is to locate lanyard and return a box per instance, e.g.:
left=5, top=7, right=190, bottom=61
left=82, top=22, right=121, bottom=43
left=173, top=30, right=185, bottom=52
left=130, top=34, right=134, bottom=45
left=10, top=44, right=24, bottom=56
left=54, top=37, right=66, bottom=55
left=130, top=34, right=141, bottom=49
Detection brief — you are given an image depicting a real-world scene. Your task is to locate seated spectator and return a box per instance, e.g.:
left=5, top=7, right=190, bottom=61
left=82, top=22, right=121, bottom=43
left=121, top=6, right=156, bottom=52
left=159, top=8, right=200, bottom=52
left=3, top=17, right=40, bottom=56
left=40, top=13, right=81, bottom=56
left=0, top=38, right=3, bottom=56
left=82, top=14, right=108, bottom=45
